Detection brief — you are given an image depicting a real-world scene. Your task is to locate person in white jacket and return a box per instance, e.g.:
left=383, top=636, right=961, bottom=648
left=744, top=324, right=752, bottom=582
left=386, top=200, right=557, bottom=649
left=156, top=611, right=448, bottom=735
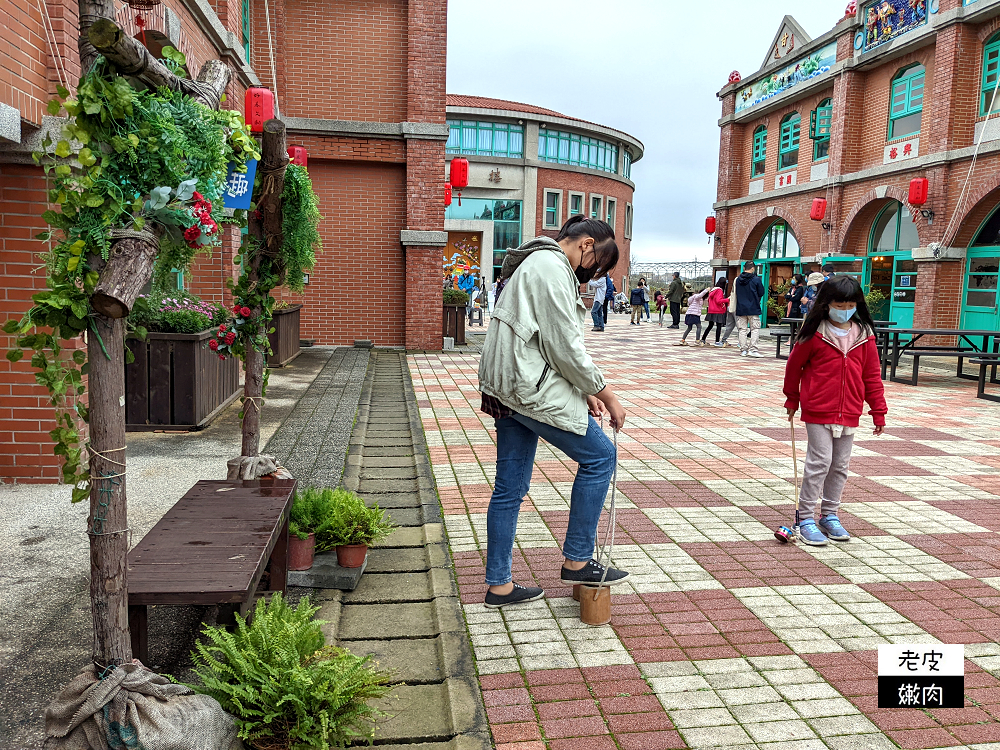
left=588, top=275, right=607, bottom=331
left=478, top=216, right=629, bottom=608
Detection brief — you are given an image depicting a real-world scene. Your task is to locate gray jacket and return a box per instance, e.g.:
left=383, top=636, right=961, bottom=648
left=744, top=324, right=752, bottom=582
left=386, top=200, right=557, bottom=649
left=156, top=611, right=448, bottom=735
left=479, top=237, right=606, bottom=435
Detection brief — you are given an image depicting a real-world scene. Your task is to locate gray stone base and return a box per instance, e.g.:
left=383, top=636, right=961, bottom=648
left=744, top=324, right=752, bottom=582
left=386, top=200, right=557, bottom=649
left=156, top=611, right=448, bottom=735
left=287, top=551, right=367, bottom=590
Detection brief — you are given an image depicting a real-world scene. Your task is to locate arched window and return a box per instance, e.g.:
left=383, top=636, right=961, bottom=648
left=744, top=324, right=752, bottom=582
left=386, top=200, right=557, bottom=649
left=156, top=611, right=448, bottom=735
left=869, top=201, right=920, bottom=321
left=810, top=98, right=832, bottom=161
left=778, top=113, right=800, bottom=170
left=755, top=222, right=799, bottom=259
left=889, top=64, right=925, bottom=139
left=982, top=33, right=1000, bottom=115
left=751, top=125, right=767, bottom=178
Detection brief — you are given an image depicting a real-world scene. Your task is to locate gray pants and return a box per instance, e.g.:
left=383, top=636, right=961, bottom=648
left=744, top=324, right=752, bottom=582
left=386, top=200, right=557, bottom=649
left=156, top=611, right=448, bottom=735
left=798, top=422, right=854, bottom=520
left=719, top=312, right=737, bottom=343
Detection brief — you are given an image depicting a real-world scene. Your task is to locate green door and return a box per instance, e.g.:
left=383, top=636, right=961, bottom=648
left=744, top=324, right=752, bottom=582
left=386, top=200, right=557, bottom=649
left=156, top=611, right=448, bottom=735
left=961, top=251, right=1000, bottom=330
left=890, top=256, right=917, bottom=329
left=869, top=202, right=919, bottom=327
left=754, top=222, right=800, bottom=327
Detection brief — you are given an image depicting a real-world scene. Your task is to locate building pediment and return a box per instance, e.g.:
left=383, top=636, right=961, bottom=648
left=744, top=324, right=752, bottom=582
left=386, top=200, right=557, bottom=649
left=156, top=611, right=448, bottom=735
left=761, top=15, right=813, bottom=70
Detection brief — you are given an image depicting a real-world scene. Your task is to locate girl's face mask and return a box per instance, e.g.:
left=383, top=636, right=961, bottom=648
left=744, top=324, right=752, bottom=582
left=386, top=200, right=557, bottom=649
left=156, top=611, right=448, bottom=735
left=829, top=305, right=857, bottom=324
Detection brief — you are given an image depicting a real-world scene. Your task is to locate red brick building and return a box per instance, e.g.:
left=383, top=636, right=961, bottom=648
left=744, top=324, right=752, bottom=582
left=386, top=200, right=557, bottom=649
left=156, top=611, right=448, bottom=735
left=0, top=0, right=446, bottom=482
left=713, top=1, right=1000, bottom=331
left=443, top=96, right=642, bottom=290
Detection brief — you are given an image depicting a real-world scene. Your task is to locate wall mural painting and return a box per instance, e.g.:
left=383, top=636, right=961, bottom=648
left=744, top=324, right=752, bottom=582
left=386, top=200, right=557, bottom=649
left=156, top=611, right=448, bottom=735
left=863, top=0, right=928, bottom=52
left=444, top=232, right=482, bottom=288
left=736, top=42, right=837, bottom=113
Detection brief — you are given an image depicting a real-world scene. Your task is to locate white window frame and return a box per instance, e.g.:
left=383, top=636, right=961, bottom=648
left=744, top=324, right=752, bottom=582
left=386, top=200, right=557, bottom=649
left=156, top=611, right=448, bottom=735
left=606, top=198, right=616, bottom=229
left=589, top=194, right=603, bottom=220
left=543, top=189, right=562, bottom=229
left=624, top=203, right=633, bottom=239
left=568, top=191, right=585, bottom=217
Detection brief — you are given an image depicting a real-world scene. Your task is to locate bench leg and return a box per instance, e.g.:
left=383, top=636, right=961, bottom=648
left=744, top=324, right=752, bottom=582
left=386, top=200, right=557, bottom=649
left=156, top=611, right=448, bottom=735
left=911, top=356, right=919, bottom=386
left=128, top=604, right=148, bottom=664
left=269, top=517, right=289, bottom=596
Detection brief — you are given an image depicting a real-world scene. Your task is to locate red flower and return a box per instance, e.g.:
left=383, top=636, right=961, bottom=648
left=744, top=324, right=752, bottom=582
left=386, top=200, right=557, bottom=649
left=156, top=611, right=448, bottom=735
left=192, top=191, right=203, bottom=202
left=225, top=332, right=236, bottom=345
left=240, top=306, right=252, bottom=318
left=209, top=339, right=219, bottom=351
left=184, top=225, right=201, bottom=242
left=233, top=304, right=241, bottom=313
left=218, top=354, right=226, bottom=360
left=202, top=219, right=218, bottom=235
left=219, top=325, right=227, bottom=333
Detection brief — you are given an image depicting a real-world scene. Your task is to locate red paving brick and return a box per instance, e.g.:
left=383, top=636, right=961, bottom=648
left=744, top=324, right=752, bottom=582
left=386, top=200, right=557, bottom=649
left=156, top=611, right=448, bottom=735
left=679, top=540, right=851, bottom=588
left=899, top=532, right=1000, bottom=578
left=862, top=580, right=1000, bottom=643
left=741, top=503, right=889, bottom=537
left=543, top=508, right=672, bottom=546
left=618, top=479, right=737, bottom=508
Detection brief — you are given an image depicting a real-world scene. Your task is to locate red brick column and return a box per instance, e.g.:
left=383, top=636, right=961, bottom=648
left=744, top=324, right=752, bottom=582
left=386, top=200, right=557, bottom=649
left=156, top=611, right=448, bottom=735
left=405, top=245, right=444, bottom=351
left=715, top=86, right=737, bottom=261
left=913, top=259, right=964, bottom=333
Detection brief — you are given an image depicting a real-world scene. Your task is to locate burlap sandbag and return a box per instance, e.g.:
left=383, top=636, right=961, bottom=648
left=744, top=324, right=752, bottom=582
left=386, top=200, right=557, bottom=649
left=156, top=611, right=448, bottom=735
left=226, top=454, right=293, bottom=480
left=44, top=663, right=245, bottom=750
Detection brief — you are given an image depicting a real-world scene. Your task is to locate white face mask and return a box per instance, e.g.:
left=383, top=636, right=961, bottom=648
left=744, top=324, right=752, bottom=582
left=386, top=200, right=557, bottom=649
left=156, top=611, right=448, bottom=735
left=829, top=307, right=856, bottom=324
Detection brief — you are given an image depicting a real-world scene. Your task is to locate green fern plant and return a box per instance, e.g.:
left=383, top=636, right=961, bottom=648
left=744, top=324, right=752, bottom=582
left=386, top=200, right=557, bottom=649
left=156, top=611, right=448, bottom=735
left=288, top=486, right=337, bottom=543
left=325, top=490, right=395, bottom=548
left=188, top=593, right=394, bottom=750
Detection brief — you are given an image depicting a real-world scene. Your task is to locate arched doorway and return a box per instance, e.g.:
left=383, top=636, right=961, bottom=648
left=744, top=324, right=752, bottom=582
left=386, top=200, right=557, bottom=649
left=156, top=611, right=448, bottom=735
left=868, top=201, right=920, bottom=327
left=962, top=205, right=1000, bottom=330
left=754, top=221, right=800, bottom=325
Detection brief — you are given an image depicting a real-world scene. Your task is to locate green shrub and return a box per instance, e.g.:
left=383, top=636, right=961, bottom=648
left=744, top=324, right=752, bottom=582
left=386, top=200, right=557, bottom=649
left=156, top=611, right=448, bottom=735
left=288, top=486, right=338, bottom=544
left=188, top=593, right=394, bottom=750
left=443, top=289, right=468, bottom=306
left=129, top=291, right=228, bottom=334
left=326, top=490, right=394, bottom=547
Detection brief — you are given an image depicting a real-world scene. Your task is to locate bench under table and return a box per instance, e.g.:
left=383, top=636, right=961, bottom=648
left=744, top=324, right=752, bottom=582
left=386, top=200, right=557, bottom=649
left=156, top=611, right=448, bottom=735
left=127, top=478, right=296, bottom=663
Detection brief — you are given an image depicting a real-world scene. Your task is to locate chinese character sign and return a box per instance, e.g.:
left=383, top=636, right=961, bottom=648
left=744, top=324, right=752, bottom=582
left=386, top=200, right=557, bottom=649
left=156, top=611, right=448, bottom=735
left=221, top=158, right=258, bottom=210
left=878, top=644, right=964, bottom=708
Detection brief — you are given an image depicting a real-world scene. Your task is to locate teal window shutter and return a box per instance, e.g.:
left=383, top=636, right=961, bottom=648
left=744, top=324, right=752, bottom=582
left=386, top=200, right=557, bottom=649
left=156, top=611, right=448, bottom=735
left=241, top=0, right=250, bottom=60
left=751, top=126, right=767, bottom=178
left=810, top=100, right=832, bottom=140
left=982, top=36, right=1000, bottom=115
left=888, top=65, right=925, bottom=139
left=778, top=113, right=800, bottom=170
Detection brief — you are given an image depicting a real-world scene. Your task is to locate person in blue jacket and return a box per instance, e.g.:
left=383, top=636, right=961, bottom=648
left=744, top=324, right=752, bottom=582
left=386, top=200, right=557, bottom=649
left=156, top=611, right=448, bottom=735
left=457, top=265, right=477, bottom=320
left=732, top=260, right=766, bottom=358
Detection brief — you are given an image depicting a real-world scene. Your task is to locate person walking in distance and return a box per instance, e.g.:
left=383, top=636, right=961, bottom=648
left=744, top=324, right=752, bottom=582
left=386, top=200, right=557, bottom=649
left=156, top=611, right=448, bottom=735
left=478, top=215, right=629, bottom=607
left=674, top=286, right=710, bottom=346
left=588, top=273, right=607, bottom=332
left=732, top=261, right=766, bottom=357
left=786, top=274, right=806, bottom=318
left=701, top=277, right=730, bottom=345
left=783, top=276, right=887, bottom=545
left=640, top=278, right=651, bottom=322
left=666, top=272, right=683, bottom=328
left=655, top=289, right=668, bottom=327
left=629, top=281, right=645, bottom=325
left=457, top=264, right=477, bottom=322
left=602, top=273, right=615, bottom=325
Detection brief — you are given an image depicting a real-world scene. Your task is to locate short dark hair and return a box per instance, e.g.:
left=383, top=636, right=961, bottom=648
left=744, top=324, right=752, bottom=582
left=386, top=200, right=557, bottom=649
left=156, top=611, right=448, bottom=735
left=556, top=215, right=619, bottom=277
left=823, top=264, right=834, bottom=272
left=744, top=260, right=756, bottom=269
left=673, top=272, right=680, bottom=278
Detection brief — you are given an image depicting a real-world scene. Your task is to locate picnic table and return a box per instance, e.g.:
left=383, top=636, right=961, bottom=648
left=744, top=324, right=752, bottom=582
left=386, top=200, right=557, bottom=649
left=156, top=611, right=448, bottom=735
left=127, top=478, right=296, bottom=662
left=773, top=318, right=896, bottom=361
left=880, top=328, right=1000, bottom=386
left=970, top=354, right=1000, bottom=402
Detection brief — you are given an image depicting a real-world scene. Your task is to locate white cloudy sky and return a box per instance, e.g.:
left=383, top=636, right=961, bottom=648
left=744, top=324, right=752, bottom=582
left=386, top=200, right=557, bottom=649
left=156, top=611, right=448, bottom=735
left=446, top=0, right=848, bottom=262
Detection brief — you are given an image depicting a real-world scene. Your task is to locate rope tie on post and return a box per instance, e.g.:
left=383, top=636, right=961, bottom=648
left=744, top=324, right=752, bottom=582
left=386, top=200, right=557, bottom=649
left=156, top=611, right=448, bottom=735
left=87, top=445, right=131, bottom=547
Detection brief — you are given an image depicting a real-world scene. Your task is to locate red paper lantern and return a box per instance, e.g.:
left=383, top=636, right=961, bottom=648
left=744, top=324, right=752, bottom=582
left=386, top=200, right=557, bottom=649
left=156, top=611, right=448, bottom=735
left=705, top=216, right=716, bottom=235
left=810, top=197, right=828, bottom=221
left=244, top=88, right=274, bottom=133
left=444, top=183, right=452, bottom=207
left=908, top=177, right=929, bottom=207
left=287, top=145, right=307, bottom=167
left=449, top=157, right=469, bottom=190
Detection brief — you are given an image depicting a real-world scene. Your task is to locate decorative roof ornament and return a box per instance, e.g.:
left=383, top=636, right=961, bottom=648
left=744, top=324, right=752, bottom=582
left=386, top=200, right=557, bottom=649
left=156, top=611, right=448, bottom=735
left=729, top=70, right=742, bottom=84
left=845, top=0, right=858, bottom=17
left=125, top=0, right=161, bottom=8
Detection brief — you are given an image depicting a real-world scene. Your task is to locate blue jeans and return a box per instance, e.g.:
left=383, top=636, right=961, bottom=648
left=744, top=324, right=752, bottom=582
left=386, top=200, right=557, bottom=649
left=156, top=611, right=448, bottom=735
left=486, top=413, right=616, bottom=585
left=591, top=299, right=604, bottom=329
left=642, top=301, right=650, bottom=320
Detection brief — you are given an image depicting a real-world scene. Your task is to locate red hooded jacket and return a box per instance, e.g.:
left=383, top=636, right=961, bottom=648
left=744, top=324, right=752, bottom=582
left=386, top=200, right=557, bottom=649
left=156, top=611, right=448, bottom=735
left=783, top=323, right=888, bottom=427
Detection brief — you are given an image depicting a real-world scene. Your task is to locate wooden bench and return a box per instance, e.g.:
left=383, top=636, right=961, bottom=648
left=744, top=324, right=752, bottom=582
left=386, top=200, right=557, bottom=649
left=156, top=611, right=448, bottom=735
left=769, top=330, right=793, bottom=360
left=127, top=478, right=296, bottom=662
left=896, top=349, right=980, bottom=386
left=970, top=355, right=1000, bottom=402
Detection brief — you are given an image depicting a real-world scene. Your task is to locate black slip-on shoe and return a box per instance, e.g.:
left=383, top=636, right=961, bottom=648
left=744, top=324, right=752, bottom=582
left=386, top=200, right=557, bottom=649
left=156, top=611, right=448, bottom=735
left=484, top=582, right=545, bottom=609
left=560, top=559, right=630, bottom=586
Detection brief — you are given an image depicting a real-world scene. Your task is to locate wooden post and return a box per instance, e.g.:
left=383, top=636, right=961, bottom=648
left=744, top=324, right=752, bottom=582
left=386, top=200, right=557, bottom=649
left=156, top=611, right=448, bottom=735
left=242, top=119, right=288, bottom=459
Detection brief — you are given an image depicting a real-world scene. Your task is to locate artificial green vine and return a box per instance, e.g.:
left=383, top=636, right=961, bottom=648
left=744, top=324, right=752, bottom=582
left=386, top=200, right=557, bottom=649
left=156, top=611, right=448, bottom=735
left=3, top=58, right=259, bottom=501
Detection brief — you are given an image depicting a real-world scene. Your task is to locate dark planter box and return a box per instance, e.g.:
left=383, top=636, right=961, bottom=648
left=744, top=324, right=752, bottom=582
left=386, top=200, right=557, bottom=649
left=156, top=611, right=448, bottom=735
left=443, top=304, right=466, bottom=346
left=267, top=304, right=302, bottom=367
left=125, top=330, right=241, bottom=431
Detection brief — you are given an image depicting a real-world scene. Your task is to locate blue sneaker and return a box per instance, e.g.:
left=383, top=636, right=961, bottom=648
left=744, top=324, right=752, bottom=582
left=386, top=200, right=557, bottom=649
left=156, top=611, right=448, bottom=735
left=819, top=514, right=851, bottom=542
left=796, top=519, right=829, bottom=546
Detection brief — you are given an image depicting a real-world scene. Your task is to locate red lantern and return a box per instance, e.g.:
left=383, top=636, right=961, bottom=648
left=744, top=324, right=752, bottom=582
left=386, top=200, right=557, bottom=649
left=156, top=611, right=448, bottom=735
left=810, top=197, right=828, bottom=221
left=449, top=157, right=469, bottom=190
left=444, top=183, right=452, bottom=207
left=908, top=177, right=929, bottom=207
left=705, top=216, right=716, bottom=235
left=287, top=145, right=307, bottom=167
left=244, top=88, right=274, bottom=133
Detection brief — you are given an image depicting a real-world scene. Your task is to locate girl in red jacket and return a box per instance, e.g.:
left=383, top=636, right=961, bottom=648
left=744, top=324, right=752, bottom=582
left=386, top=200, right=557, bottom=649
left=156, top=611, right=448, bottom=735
left=701, top=278, right=730, bottom=345
left=783, top=276, right=887, bottom=546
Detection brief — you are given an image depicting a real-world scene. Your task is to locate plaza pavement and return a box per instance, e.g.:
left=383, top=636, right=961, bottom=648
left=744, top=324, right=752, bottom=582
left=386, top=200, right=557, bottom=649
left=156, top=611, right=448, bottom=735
left=410, top=312, right=1000, bottom=750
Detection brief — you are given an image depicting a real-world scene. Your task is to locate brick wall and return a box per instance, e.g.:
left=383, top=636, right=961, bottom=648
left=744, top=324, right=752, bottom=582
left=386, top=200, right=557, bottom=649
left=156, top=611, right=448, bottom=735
left=278, top=0, right=408, bottom=122
left=534, top=168, right=634, bottom=283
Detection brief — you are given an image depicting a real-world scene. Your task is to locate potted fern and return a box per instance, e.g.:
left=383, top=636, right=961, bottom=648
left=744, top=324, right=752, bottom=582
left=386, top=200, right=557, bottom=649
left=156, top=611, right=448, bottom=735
left=328, top=491, right=394, bottom=568
left=287, top=488, right=339, bottom=570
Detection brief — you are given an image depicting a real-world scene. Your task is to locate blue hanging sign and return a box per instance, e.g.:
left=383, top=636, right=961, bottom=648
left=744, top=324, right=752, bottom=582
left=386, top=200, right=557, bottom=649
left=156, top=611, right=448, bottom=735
left=221, top=158, right=257, bottom=210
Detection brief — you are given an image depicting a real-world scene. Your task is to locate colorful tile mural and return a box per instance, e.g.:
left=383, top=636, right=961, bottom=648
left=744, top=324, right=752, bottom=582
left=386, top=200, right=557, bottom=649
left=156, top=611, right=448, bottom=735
left=863, top=0, right=928, bottom=52
left=736, top=43, right=837, bottom=113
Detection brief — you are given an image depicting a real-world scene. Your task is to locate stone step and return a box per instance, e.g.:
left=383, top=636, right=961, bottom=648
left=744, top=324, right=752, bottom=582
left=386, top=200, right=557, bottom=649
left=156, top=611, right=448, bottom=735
left=337, top=597, right=464, bottom=640
left=344, top=631, right=476, bottom=684
left=359, top=478, right=419, bottom=493
left=360, top=467, right=418, bottom=481
left=359, top=455, right=415, bottom=468
left=362, top=446, right=415, bottom=457
left=371, top=679, right=487, bottom=743
left=343, top=568, right=457, bottom=604
left=368, top=492, right=420, bottom=509
left=365, top=546, right=432, bottom=573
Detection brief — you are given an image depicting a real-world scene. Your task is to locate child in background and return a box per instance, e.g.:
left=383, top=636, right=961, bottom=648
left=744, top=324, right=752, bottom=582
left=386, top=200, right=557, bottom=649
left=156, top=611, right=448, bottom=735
left=783, top=276, right=887, bottom=546
left=655, top=290, right=668, bottom=327
left=701, top=278, right=730, bottom=345
left=674, top=287, right=710, bottom=346
left=800, top=272, right=824, bottom=316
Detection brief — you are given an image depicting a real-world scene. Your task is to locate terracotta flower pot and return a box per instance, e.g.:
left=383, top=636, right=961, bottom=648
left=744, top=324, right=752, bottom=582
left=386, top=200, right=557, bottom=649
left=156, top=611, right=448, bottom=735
left=336, top=544, right=368, bottom=568
left=288, top=533, right=316, bottom=571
